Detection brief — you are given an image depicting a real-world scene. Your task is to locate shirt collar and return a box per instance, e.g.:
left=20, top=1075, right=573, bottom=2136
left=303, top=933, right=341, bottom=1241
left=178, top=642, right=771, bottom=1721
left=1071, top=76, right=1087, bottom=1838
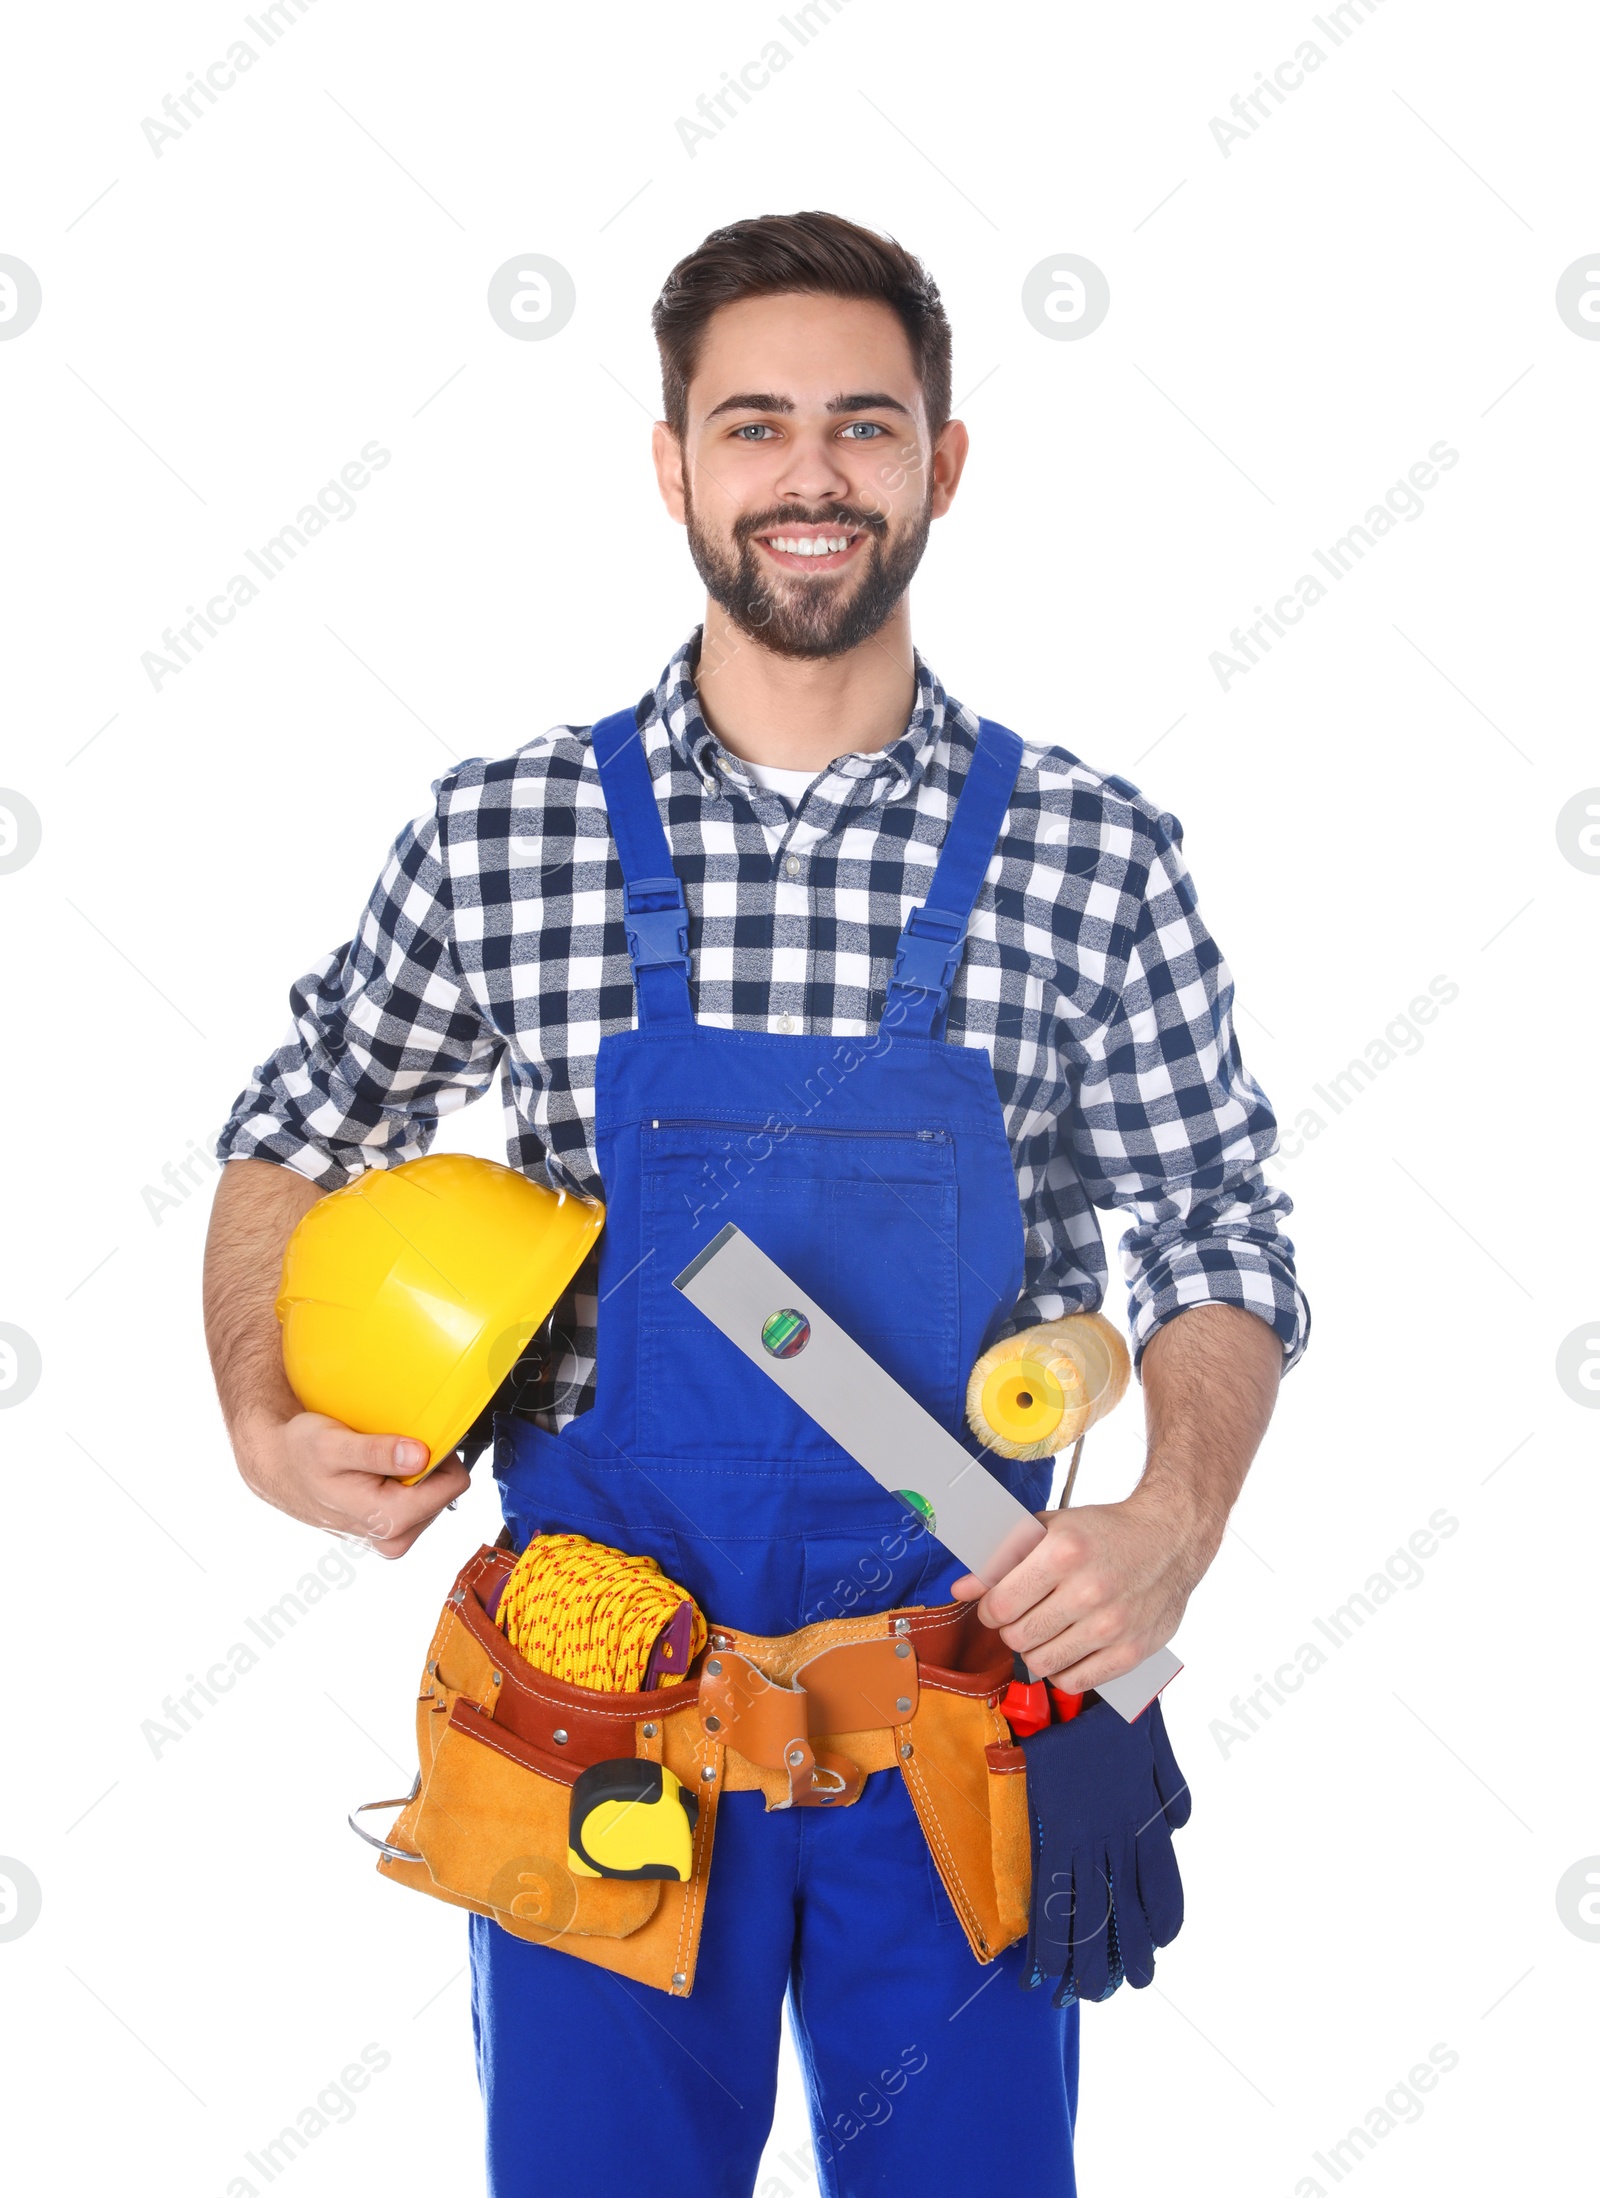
left=651, top=627, right=950, bottom=806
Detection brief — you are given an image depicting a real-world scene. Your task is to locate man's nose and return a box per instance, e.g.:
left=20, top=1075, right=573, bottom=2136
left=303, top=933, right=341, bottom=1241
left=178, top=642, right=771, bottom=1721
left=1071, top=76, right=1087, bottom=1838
left=772, top=430, right=854, bottom=510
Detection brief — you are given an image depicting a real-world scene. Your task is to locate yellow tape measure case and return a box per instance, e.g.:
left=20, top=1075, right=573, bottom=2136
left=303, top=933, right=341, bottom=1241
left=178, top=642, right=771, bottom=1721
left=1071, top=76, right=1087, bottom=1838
left=567, top=1758, right=698, bottom=1881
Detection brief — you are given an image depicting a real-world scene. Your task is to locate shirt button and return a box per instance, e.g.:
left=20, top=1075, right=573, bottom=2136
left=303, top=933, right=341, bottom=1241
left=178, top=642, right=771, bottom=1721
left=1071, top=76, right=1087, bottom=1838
left=783, top=854, right=802, bottom=879
left=775, top=1014, right=797, bottom=1035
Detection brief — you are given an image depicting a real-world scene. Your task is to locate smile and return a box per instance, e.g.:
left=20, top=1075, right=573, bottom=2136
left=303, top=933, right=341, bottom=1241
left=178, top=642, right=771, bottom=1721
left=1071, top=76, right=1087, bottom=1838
left=756, top=530, right=867, bottom=572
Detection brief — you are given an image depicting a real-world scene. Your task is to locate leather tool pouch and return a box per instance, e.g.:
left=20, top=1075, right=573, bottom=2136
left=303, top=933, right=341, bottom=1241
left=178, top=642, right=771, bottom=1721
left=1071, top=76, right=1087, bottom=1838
left=363, top=1544, right=718, bottom=1997
left=655, top=1602, right=1028, bottom=1969
left=904, top=1678, right=1033, bottom=1963
left=358, top=1545, right=1031, bottom=1990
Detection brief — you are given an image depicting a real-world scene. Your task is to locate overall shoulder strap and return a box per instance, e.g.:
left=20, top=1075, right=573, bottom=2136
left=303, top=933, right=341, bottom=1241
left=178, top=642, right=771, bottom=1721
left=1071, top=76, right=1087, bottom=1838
left=591, top=704, right=693, bottom=1029
left=882, top=717, right=1025, bottom=1039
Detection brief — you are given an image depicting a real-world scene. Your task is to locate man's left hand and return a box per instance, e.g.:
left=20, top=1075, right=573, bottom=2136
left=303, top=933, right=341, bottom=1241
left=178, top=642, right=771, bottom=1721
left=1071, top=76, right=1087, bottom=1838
left=949, top=1486, right=1215, bottom=1693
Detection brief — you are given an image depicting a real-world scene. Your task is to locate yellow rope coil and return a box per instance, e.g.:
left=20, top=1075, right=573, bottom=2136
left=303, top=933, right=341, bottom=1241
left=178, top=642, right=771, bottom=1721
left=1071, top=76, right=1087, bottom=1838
left=496, top=1532, right=707, bottom=1693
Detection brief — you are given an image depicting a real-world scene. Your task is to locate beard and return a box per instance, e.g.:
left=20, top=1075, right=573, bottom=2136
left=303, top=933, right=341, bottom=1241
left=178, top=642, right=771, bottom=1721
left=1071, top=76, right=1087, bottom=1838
left=684, top=491, right=932, bottom=660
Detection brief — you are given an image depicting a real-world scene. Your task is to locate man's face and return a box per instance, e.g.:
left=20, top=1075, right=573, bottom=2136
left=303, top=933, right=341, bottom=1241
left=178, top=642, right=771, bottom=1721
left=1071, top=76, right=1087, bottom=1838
left=653, top=292, right=964, bottom=660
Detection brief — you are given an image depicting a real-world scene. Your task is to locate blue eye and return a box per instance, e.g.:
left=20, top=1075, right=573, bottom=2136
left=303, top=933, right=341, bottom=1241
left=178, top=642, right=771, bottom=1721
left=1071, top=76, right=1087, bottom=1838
left=841, top=421, right=888, bottom=439
left=733, top=423, right=775, bottom=440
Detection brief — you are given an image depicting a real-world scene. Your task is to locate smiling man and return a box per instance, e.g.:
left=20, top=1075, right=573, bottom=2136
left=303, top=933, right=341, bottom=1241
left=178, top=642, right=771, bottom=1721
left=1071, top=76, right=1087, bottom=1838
left=672, top=298, right=939, bottom=662
left=205, top=212, right=1307, bottom=2198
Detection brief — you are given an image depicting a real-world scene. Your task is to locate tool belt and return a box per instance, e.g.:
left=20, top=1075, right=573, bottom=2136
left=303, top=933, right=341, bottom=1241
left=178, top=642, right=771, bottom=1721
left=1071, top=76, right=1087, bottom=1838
left=353, top=1542, right=1032, bottom=1996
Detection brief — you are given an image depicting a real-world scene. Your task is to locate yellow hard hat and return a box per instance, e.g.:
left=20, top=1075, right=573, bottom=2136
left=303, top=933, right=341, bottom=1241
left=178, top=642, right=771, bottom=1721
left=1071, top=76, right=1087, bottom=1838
left=275, top=1153, right=604, bottom=1483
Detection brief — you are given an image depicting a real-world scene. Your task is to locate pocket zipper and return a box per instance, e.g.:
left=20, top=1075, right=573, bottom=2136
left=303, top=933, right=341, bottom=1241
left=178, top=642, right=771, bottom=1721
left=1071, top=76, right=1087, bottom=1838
left=646, top=1118, right=947, bottom=1141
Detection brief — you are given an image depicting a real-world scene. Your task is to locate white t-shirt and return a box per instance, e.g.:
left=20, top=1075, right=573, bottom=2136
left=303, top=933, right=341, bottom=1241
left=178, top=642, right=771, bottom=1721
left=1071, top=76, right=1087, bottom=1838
left=739, top=757, right=822, bottom=805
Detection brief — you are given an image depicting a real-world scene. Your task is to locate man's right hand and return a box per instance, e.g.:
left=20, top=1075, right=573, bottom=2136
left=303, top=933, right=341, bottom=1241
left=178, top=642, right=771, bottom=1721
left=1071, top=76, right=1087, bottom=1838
left=204, top=1157, right=474, bottom=1556
left=232, top=1406, right=472, bottom=1558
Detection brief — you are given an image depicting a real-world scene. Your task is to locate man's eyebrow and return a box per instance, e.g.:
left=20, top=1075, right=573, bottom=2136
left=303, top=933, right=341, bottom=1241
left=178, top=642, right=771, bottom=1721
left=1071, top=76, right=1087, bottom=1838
left=701, top=390, right=915, bottom=421
left=825, top=391, right=913, bottom=417
left=703, top=392, right=795, bottom=420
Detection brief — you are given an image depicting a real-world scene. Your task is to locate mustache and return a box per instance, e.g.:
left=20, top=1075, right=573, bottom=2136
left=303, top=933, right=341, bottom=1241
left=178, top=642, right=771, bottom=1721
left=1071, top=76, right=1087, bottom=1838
left=732, top=503, right=890, bottom=547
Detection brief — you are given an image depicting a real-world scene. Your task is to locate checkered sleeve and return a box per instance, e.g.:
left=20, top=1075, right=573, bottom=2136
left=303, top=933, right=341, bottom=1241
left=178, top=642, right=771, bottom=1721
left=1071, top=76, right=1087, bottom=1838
left=214, top=784, right=505, bottom=1188
left=1070, top=812, right=1311, bottom=1377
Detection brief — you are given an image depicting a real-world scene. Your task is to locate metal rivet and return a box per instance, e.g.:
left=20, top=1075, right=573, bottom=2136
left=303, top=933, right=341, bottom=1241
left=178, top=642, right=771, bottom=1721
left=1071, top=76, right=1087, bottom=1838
left=706, top=1658, right=722, bottom=1678
left=641, top=1722, right=658, bottom=1739
left=894, top=1639, right=911, bottom=1658
left=426, top=1660, right=438, bottom=1676
left=491, top=1672, right=502, bottom=1687
left=672, top=1972, right=687, bottom=1988
left=701, top=1765, right=716, bottom=1782
left=552, top=1728, right=568, bottom=1745
left=786, top=1745, right=805, bottom=1767
left=704, top=1713, right=722, bottom=1733
left=896, top=1696, right=912, bottom=1714
left=709, top=1635, right=728, bottom=1651
left=893, top=1617, right=911, bottom=1636
left=450, top=1588, right=464, bottom=1606
left=900, top=1742, right=914, bottom=1759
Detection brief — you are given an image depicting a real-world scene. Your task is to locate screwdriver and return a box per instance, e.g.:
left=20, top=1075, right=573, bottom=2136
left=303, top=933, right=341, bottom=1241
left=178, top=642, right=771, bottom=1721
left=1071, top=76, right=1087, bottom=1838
left=999, top=1433, right=1087, bottom=1736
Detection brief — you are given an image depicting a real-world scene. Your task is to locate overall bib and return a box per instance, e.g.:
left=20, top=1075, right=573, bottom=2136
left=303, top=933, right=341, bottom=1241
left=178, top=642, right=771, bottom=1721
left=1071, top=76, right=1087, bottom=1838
left=474, top=707, right=1080, bottom=2197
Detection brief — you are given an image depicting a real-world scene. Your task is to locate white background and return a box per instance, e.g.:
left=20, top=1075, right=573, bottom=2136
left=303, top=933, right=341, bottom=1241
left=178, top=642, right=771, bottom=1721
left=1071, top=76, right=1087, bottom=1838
left=1, top=3, right=1595, bottom=2193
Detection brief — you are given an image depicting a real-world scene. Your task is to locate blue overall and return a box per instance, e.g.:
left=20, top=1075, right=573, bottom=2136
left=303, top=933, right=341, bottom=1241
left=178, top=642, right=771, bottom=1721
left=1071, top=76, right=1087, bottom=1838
left=473, top=708, right=1079, bottom=2197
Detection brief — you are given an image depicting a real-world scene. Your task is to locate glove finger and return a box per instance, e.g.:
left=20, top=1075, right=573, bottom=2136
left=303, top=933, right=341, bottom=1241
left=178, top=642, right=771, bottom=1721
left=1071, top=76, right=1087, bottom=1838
left=1067, top=1847, right=1114, bottom=2006
left=1134, top=1818, right=1185, bottom=1948
left=1031, top=1840, right=1076, bottom=1995
left=1021, top=1794, right=1048, bottom=1989
left=1097, top=1897, right=1127, bottom=2001
left=1147, top=1700, right=1192, bottom=1830
left=1107, top=1833, right=1157, bottom=1989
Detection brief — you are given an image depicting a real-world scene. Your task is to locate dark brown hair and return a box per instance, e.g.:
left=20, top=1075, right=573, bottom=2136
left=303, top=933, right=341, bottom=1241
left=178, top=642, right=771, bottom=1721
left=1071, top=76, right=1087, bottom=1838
left=651, top=210, right=952, bottom=439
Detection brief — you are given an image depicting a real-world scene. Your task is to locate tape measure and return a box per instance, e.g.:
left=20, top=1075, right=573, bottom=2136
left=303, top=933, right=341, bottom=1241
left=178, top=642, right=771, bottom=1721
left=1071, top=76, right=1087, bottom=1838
left=567, top=1758, right=698, bottom=1882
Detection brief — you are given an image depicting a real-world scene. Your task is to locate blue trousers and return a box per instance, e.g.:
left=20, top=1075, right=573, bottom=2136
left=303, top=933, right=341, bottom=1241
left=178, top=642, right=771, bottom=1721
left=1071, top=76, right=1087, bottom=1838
left=470, top=1768, right=1078, bottom=2197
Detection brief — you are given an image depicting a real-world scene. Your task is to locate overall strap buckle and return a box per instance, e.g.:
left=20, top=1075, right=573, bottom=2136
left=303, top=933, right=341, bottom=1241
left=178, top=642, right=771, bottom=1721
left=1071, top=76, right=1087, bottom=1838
left=592, top=705, right=695, bottom=1027
left=622, top=875, right=691, bottom=978
left=888, top=902, right=965, bottom=1002
left=880, top=718, right=1025, bottom=1041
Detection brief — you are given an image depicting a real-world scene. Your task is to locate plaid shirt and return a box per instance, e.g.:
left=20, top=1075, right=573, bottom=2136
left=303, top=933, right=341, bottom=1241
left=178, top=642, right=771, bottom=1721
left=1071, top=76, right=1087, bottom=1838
left=218, top=632, right=1310, bottom=1426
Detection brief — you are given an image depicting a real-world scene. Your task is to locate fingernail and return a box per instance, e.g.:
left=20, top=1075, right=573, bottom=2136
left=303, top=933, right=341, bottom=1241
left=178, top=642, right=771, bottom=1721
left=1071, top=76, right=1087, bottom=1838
left=395, top=1441, right=427, bottom=1470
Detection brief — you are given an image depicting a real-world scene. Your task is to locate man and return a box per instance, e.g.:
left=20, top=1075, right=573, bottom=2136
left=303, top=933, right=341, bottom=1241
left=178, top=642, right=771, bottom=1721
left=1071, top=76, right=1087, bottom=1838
left=204, top=211, right=1307, bottom=2196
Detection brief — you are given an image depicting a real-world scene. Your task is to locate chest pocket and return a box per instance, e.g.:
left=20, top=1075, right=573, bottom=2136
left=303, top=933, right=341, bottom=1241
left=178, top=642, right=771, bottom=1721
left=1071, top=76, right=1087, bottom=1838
left=638, top=1121, right=958, bottom=1461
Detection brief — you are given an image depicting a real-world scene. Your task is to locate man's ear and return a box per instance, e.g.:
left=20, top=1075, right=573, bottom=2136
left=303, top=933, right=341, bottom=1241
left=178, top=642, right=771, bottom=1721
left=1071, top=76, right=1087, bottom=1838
left=652, top=421, right=687, bottom=524
left=929, top=417, right=970, bottom=520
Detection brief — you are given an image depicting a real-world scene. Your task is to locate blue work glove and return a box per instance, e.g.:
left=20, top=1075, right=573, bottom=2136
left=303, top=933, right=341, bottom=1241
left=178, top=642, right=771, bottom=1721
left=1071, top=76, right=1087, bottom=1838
left=1020, top=1694, right=1191, bottom=2008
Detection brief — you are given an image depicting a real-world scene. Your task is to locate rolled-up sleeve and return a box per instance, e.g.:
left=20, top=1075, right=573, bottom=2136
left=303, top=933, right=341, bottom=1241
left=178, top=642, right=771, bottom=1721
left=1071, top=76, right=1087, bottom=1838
left=1070, top=816, right=1310, bottom=1377
left=215, top=788, right=504, bottom=1187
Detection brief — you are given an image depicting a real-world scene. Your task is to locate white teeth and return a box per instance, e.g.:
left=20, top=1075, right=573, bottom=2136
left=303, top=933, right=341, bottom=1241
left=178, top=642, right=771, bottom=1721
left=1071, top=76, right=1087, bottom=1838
left=770, top=534, right=851, bottom=557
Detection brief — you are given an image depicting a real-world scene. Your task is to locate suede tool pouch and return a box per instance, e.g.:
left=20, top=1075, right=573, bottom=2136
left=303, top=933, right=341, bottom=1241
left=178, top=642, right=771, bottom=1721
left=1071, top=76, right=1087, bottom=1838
left=695, top=1602, right=1028, bottom=1967
left=892, top=1630, right=1029, bottom=1963
left=367, top=1544, right=721, bottom=1997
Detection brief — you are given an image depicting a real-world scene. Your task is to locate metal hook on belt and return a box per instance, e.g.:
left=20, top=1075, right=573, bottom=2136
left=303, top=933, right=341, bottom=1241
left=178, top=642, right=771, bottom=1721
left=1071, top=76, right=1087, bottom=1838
left=347, top=1772, right=424, bottom=1863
